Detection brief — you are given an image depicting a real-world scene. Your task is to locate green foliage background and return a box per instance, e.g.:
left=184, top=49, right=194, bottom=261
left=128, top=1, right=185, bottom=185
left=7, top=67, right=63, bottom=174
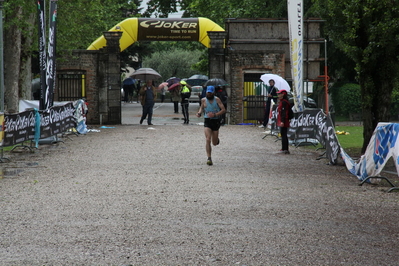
left=143, top=48, right=203, bottom=80
left=330, top=83, right=361, bottom=117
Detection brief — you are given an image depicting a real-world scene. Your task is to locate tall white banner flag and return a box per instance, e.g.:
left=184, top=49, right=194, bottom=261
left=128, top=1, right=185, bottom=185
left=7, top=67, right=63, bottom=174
left=288, top=0, right=304, bottom=112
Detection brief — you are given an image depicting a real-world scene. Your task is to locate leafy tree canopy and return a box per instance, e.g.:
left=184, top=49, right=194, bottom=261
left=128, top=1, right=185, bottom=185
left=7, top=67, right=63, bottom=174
left=312, top=0, right=399, bottom=152
left=57, top=0, right=141, bottom=51
left=143, top=47, right=204, bottom=80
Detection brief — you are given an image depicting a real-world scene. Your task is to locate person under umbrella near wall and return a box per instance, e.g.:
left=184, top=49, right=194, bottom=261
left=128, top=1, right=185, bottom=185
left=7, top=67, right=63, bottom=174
left=139, top=80, right=157, bottom=125
left=196, top=86, right=226, bottom=165
left=276, top=89, right=291, bottom=154
left=262, top=79, right=278, bottom=128
left=180, top=80, right=192, bottom=124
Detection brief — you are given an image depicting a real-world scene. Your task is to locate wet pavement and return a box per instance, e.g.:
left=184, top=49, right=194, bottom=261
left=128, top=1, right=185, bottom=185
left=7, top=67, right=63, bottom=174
left=121, top=101, right=204, bottom=126
left=0, top=101, right=398, bottom=265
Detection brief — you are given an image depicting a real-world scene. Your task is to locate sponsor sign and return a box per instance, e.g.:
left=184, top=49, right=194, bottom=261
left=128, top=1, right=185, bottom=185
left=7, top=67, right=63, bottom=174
left=287, top=0, right=304, bottom=111
left=2, top=102, right=76, bottom=147
left=271, top=107, right=340, bottom=164
left=138, top=18, right=199, bottom=41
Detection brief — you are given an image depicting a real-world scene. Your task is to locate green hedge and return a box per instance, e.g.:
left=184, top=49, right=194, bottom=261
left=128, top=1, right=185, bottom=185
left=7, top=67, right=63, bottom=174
left=330, top=83, right=361, bottom=116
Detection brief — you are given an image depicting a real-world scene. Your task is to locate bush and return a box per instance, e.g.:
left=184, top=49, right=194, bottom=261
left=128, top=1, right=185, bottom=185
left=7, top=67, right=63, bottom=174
left=330, top=83, right=361, bottom=116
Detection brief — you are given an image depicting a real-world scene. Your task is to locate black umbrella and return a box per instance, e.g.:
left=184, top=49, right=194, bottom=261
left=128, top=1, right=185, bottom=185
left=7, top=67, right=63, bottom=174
left=204, top=78, right=228, bottom=87
left=186, top=74, right=208, bottom=86
left=166, top=77, right=181, bottom=87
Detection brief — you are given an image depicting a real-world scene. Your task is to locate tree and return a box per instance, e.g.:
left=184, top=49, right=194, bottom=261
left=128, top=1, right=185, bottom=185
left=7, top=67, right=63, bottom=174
left=143, top=47, right=203, bottom=80
left=3, top=0, right=36, bottom=113
left=143, top=0, right=288, bottom=25
left=313, top=0, right=399, bottom=152
left=2, top=0, right=142, bottom=112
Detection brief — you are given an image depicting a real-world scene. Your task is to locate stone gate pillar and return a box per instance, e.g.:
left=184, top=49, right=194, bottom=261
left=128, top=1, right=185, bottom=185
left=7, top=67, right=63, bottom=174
left=99, top=31, right=122, bottom=124
left=208, top=31, right=227, bottom=79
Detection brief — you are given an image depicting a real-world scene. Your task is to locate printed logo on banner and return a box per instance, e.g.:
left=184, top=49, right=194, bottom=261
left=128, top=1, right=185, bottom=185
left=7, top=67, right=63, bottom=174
left=2, top=102, right=77, bottom=147
left=270, top=108, right=340, bottom=164
left=3, top=110, right=36, bottom=146
left=138, top=18, right=199, bottom=41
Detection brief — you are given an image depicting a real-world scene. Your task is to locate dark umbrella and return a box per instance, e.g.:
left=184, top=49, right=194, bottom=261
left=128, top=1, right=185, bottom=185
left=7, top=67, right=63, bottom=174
left=204, top=78, right=228, bottom=87
left=123, top=77, right=135, bottom=85
left=168, top=82, right=181, bottom=91
left=166, top=77, right=181, bottom=87
left=186, top=74, right=208, bottom=86
left=130, top=68, right=161, bottom=81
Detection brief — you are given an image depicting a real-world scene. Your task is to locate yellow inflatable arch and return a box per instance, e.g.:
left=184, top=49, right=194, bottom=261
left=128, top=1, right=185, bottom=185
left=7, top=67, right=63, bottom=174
left=87, top=17, right=225, bottom=51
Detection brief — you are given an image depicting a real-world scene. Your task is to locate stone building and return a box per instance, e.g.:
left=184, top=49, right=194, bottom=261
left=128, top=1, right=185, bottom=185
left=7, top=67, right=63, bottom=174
left=211, top=18, right=324, bottom=124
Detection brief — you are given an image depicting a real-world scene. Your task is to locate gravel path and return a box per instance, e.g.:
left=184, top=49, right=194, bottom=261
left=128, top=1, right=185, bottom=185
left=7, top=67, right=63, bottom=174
left=0, top=124, right=398, bottom=265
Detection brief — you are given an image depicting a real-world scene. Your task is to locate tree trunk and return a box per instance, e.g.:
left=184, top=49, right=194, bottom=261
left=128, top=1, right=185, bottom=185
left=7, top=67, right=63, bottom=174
left=20, top=13, right=36, bottom=100
left=360, top=57, right=396, bottom=153
left=4, top=6, right=22, bottom=114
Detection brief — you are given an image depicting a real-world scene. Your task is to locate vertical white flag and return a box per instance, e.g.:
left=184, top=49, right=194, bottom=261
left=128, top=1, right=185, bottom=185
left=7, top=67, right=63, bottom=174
left=288, top=0, right=304, bottom=112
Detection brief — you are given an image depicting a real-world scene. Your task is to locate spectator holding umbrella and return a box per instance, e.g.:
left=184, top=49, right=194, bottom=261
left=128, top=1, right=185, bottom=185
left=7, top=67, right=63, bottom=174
left=139, top=79, right=157, bottom=125
left=168, top=82, right=181, bottom=113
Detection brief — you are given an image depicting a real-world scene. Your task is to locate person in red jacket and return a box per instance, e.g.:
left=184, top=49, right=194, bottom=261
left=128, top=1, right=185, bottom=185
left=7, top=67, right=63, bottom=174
left=276, top=89, right=291, bottom=154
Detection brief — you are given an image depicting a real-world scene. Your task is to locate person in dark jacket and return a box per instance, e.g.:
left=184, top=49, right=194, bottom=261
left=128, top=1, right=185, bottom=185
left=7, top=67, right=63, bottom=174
left=215, top=86, right=228, bottom=125
left=276, top=89, right=291, bottom=154
left=139, top=80, right=157, bottom=125
left=179, top=80, right=192, bottom=124
left=262, top=79, right=278, bottom=128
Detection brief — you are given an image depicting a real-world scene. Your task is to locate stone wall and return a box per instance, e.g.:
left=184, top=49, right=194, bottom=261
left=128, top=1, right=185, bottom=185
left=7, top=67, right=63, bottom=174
left=57, top=32, right=122, bottom=125
left=57, top=50, right=100, bottom=124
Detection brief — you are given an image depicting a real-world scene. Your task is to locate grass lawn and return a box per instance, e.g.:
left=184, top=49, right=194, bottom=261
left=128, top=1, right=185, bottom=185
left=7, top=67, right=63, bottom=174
left=335, top=125, right=363, bottom=157
left=301, top=124, right=363, bottom=158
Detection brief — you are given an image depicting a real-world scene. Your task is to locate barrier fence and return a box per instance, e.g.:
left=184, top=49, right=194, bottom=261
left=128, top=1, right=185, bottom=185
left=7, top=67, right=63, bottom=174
left=268, top=107, right=399, bottom=191
left=0, top=100, right=87, bottom=152
left=268, top=107, right=340, bottom=165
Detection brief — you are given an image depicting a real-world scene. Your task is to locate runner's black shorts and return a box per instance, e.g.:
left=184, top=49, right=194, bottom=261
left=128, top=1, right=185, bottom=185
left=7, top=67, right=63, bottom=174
left=204, top=118, right=221, bottom=131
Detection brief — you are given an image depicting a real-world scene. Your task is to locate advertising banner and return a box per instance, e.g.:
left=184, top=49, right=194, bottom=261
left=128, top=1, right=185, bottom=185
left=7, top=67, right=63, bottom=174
left=341, top=123, right=399, bottom=182
left=287, top=0, right=304, bottom=112
left=0, top=114, right=4, bottom=146
left=37, top=0, right=47, bottom=110
left=44, top=0, right=58, bottom=110
left=271, top=108, right=340, bottom=165
left=138, top=18, right=200, bottom=42
left=39, top=102, right=76, bottom=139
left=2, top=102, right=76, bottom=148
left=3, top=110, right=36, bottom=147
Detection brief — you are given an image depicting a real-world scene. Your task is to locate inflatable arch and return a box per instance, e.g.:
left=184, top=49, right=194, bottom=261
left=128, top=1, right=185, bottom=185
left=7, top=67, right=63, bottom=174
left=87, top=17, right=225, bottom=51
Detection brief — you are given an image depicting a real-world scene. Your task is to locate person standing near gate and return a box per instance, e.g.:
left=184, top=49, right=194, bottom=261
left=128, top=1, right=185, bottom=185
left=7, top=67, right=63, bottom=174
left=196, top=86, right=226, bottom=165
left=261, top=79, right=278, bottom=128
left=180, top=80, right=192, bottom=124
left=139, top=79, right=157, bottom=125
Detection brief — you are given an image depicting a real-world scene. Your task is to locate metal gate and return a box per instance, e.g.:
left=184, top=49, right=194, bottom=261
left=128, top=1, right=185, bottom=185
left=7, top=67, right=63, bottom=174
left=56, top=71, right=86, bottom=101
left=243, top=80, right=267, bottom=123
